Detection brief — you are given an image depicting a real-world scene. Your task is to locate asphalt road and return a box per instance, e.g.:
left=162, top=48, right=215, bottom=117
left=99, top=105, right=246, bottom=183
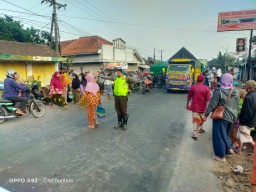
left=0, top=89, right=222, bottom=192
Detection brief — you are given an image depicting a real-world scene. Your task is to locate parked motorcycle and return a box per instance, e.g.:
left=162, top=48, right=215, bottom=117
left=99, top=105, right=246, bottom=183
left=31, top=82, right=43, bottom=100
left=31, top=82, right=50, bottom=105
left=0, top=92, right=46, bottom=124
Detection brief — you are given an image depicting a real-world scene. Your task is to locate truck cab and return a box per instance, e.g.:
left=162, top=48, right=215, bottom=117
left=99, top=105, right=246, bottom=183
left=166, top=59, right=201, bottom=91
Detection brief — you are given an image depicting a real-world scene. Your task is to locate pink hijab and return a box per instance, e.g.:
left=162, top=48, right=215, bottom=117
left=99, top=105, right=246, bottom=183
left=85, top=74, right=99, bottom=95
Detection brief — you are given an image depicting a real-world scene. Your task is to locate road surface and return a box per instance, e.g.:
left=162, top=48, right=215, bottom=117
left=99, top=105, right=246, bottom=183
left=0, top=89, right=223, bottom=192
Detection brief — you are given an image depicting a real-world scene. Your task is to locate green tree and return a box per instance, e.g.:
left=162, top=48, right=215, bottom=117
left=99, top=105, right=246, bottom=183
left=0, top=15, right=52, bottom=45
left=208, top=51, right=241, bottom=72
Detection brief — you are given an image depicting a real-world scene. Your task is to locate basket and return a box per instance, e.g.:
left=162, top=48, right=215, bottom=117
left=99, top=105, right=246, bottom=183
left=68, top=91, right=74, bottom=99
left=96, top=105, right=106, bottom=118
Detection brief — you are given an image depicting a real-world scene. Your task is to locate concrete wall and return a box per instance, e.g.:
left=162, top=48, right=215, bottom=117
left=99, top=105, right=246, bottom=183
left=0, top=62, right=27, bottom=82
left=0, top=61, right=56, bottom=86
left=72, top=63, right=104, bottom=74
left=72, top=54, right=101, bottom=63
left=114, top=48, right=126, bottom=61
left=102, top=45, right=113, bottom=61
left=126, top=49, right=134, bottom=63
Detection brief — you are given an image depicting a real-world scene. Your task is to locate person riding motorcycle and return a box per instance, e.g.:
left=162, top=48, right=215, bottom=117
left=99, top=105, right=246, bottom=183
left=3, top=70, right=30, bottom=115
left=143, top=71, right=153, bottom=90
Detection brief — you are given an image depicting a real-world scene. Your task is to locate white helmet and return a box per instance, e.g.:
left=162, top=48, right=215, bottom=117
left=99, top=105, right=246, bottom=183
left=6, top=69, right=17, bottom=78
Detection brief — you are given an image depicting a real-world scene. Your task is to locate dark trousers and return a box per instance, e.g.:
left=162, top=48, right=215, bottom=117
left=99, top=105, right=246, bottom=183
left=114, top=96, right=128, bottom=116
left=9, top=96, right=28, bottom=110
left=212, top=119, right=232, bottom=158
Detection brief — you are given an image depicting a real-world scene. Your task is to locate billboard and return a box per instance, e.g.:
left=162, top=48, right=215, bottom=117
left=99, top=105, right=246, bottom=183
left=236, top=38, right=246, bottom=53
left=217, top=9, right=256, bottom=32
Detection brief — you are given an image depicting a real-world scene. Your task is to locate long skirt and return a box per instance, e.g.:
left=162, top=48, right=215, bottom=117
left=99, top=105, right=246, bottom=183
left=212, top=119, right=232, bottom=158
left=87, top=104, right=97, bottom=126
left=50, top=94, right=65, bottom=107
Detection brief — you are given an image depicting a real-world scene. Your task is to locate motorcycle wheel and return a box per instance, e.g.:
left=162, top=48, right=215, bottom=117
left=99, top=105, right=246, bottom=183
left=0, top=107, right=8, bottom=124
left=142, top=87, right=145, bottom=95
left=30, top=102, right=46, bottom=118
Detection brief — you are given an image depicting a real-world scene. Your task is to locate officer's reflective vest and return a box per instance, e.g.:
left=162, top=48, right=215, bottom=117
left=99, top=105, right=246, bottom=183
left=114, top=75, right=128, bottom=96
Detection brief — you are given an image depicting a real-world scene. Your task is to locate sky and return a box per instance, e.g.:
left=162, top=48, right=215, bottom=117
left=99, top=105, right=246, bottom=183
left=0, top=0, right=255, bottom=61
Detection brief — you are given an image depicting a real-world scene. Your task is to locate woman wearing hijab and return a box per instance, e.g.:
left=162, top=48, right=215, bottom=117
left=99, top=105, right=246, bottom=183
left=80, top=74, right=87, bottom=96
left=59, top=71, right=68, bottom=104
left=81, top=74, right=101, bottom=128
left=79, top=74, right=87, bottom=108
left=71, top=73, right=81, bottom=104
left=203, top=73, right=240, bottom=163
left=50, top=71, right=66, bottom=108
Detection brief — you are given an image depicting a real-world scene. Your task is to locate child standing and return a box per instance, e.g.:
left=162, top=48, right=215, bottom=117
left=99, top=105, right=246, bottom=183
left=104, top=74, right=113, bottom=100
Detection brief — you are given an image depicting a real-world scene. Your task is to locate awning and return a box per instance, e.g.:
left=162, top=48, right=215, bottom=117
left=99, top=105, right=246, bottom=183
left=138, top=65, right=150, bottom=69
left=105, top=62, right=128, bottom=69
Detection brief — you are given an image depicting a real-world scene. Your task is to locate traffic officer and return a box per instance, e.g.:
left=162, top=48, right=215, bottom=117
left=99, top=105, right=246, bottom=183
left=100, top=67, right=138, bottom=130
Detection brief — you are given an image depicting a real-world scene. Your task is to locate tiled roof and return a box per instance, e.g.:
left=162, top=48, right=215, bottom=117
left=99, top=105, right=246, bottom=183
left=61, top=36, right=113, bottom=55
left=61, top=39, right=76, bottom=50
left=0, top=40, right=58, bottom=57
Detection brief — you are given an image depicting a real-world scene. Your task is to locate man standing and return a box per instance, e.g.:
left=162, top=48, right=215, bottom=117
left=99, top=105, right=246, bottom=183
left=187, top=74, right=211, bottom=140
left=210, top=72, right=218, bottom=91
left=203, top=70, right=210, bottom=87
left=3, top=69, right=30, bottom=115
left=235, top=80, right=256, bottom=192
left=238, top=80, right=256, bottom=152
left=100, top=68, right=138, bottom=130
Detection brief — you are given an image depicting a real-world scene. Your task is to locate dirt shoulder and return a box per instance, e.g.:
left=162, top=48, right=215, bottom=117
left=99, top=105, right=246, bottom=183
left=213, top=145, right=253, bottom=192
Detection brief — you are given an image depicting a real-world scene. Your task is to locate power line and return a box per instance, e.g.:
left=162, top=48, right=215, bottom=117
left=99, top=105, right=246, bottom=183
left=0, top=8, right=248, bottom=35
left=1, top=0, right=48, bottom=18
left=0, top=1, right=91, bottom=36
left=41, top=0, right=67, bottom=53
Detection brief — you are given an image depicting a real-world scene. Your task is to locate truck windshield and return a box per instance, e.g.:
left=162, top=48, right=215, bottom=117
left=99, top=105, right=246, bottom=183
left=168, top=65, right=189, bottom=72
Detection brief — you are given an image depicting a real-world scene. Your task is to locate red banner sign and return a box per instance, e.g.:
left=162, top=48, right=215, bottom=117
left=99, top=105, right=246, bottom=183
left=217, top=9, right=256, bottom=32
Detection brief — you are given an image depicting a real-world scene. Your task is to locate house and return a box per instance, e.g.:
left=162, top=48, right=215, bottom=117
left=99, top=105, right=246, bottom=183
left=61, top=36, right=145, bottom=73
left=0, top=40, right=66, bottom=86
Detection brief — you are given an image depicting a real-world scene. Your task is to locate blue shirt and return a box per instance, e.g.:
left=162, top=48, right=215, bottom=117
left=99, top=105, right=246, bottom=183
left=204, top=76, right=209, bottom=87
left=3, top=78, right=29, bottom=99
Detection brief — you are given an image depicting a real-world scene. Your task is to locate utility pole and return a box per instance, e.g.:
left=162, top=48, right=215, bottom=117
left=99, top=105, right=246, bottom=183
left=247, top=29, right=253, bottom=80
left=160, top=50, right=165, bottom=62
left=41, top=0, right=66, bottom=54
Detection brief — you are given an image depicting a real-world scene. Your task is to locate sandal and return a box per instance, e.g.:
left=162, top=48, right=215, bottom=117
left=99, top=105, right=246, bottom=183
left=213, top=156, right=226, bottom=163
left=233, top=148, right=243, bottom=156
left=229, top=149, right=235, bottom=154
left=199, top=129, right=206, bottom=133
left=191, top=136, right=198, bottom=140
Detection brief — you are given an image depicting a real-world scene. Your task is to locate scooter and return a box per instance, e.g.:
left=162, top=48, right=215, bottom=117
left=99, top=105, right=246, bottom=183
left=0, top=92, right=46, bottom=124
left=0, top=81, right=4, bottom=98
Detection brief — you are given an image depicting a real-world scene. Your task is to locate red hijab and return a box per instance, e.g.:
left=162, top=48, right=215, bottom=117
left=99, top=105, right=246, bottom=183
left=50, top=72, right=62, bottom=89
